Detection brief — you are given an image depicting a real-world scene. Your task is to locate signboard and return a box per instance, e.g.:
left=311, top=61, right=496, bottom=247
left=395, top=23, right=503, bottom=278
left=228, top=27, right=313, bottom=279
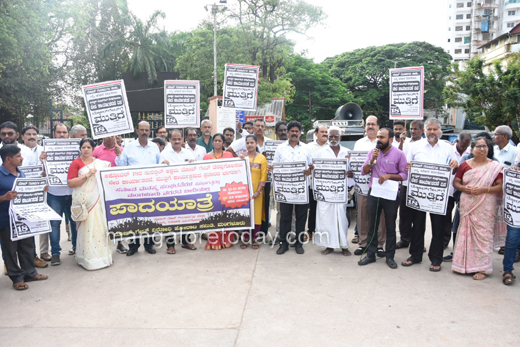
left=504, top=168, right=520, bottom=227
left=264, top=140, right=284, bottom=182
left=350, top=151, right=370, bottom=195
left=43, top=139, right=81, bottom=186
left=222, top=64, right=260, bottom=111
left=406, top=161, right=452, bottom=215
left=312, top=158, right=349, bottom=203
left=389, top=66, right=424, bottom=120
left=19, top=165, right=43, bottom=178
left=164, top=80, right=200, bottom=128
left=272, top=161, right=309, bottom=204
left=216, top=107, right=237, bottom=136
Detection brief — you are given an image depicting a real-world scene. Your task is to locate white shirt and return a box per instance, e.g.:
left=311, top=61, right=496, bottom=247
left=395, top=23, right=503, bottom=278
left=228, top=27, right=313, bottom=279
left=273, top=141, right=313, bottom=165
left=230, top=136, right=266, bottom=156
left=18, top=144, right=43, bottom=166
left=354, top=136, right=377, bottom=151
left=401, top=138, right=426, bottom=186
left=0, top=142, right=34, bottom=166
left=316, top=145, right=354, bottom=187
left=185, top=144, right=206, bottom=161
left=494, top=143, right=518, bottom=168
left=392, top=137, right=411, bottom=151
left=160, top=146, right=194, bottom=164
left=307, top=140, right=329, bottom=157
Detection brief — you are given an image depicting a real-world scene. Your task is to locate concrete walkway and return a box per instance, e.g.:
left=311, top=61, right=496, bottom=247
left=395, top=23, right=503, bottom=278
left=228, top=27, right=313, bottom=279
left=1, top=218, right=519, bottom=346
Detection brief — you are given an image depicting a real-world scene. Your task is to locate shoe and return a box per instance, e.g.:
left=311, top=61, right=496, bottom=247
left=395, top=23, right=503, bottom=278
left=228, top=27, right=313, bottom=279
left=499, top=247, right=505, bottom=255
left=41, top=253, right=51, bottom=261
left=34, top=257, right=48, bottom=268
left=145, top=247, right=156, bottom=254
left=269, top=237, right=280, bottom=246
left=377, top=248, right=385, bottom=257
left=353, top=247, right=366, bottom=256
left=386, top=258, right=398, bottom=269
left=116, top=244, right=128, bottom=254
left=443, top=253, right=453, bottom=262
left=201, top=233, right=208, bottom=240
left=289, top=236, right=296, bottom=247
left=396, top=240, right=409, bottom=249
left=276, top=246, right=289, bottom=255
left=126, top=248, right=138, bottom=256
left=50, top=255, right=61, bottom=266
left=351, top=235, right=359, bottom=244
left=295, top=245, right=304, bottom=254
left=68, top=249, right=75, bottom=256
left=358, top=256, right=376, bottom=266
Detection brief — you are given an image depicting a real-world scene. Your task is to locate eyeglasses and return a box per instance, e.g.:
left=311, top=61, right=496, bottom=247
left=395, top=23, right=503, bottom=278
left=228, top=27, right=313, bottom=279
left=474, top=145, right=488, bottom=149
left=493, top=133, right=504, bottom=137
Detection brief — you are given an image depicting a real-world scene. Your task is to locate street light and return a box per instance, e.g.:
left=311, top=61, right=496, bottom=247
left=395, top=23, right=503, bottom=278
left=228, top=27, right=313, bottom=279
left=205, top=1, right=227, bottom=97
left=379, top=56, right=413, bottom=68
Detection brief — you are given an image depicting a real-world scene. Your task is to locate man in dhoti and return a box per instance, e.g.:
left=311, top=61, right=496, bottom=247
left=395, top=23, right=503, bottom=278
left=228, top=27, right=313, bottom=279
left=315, top=126, right=354, bottom=256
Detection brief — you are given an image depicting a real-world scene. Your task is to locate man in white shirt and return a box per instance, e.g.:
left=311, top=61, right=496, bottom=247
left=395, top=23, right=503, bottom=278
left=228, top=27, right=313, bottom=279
left=402, top=118, right=458, bottom=272
left=0, top=121, right=33, bottom=166
left=392, top=120, right=411, bottom=152
left=353, top=116, right=387, bottom=257
left=185, top=128, right=206, bottom=161
left=493, top=125, right=517, bottom=168
left=19, top=125, right=43, bottom=166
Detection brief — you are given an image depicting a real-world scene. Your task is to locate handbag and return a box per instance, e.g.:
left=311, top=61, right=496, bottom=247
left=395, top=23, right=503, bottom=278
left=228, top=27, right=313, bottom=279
left=71, top=203, right=88, bottom=222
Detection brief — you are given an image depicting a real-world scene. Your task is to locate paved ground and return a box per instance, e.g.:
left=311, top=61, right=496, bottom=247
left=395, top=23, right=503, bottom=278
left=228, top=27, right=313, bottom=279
left=1, top=215, right=519, bottom=347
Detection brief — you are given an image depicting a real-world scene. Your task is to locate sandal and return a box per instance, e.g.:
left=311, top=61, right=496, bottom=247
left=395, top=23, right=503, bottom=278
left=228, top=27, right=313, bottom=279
left=167, top=247, right=176, bottom=254
left=321, top=248, right=334, bottom=255
left=13, top=282, right=28, bottom=291
left=25, top=274, right=48, bottom=282
left=240, top=243, right=249, bottom=249
left=181, top=244, right=197, bottom=251
left=252, top=242, right=259, bottom=250
left=429, top=265, right=441, bottom=272
left=472, top=272, right=486, bottom=280
left=342, top=249, right=352, bottom=257
left=401, top=257, right=421, bottom=267
left=68, top=250, right=75, bottom=256
left=351, top=235, right=359, bottom=244
left=503, top=271, right=516, bottom=285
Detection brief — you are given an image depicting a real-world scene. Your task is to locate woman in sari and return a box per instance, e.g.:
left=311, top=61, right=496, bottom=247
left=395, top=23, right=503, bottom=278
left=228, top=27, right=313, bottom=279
left=67, top=138, right=112, bottom=270
left=203, top=133, right=234, bottom=250
left=240, top=135, right=267, bottom=250
left=452, top=137, right=504, bottom=280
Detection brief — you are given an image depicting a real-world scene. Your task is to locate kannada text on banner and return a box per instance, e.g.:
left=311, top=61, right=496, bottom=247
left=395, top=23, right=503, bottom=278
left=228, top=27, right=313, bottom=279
left=389, top=66, right=424, bottom=120
left=504, top=168, right=520, bottom=227
left=222, top=64, right=260, bottom=111
left=164, top=80, right=200, bottom=128
left=406, top=161, right=452, bottom=215
left=43, top=138, right=81, bottom=186
left=97, top=158, right=254, bottom=241
left=19, top=165, right=43, bottom=178
left=264, top=140, right=283, bottom=182
left=349, top=151, right=370, bottom=196
left=312, top=158, right=349, bottom=204
left=272, top=161, right=309, bottom=204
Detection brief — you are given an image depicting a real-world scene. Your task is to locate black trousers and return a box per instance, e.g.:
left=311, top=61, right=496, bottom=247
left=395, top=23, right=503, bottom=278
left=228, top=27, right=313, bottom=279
left=366, top=193, right=399, bottom=259
left=307, top=189, right=317, bottom=233
left=280, top=202, right=308, bottom=247
left=398, top=186, right=413, bottom=244
left=0, top=227, right=37, bottom=284
left=443, top=197, right=456, bottom=248
left=409, top=197, right=455, bottom=266
left=260, top=182, right=271, bottom=233
left=166, top=234, right=191, bottom=248
left=128, top=236, right=155, bottom=251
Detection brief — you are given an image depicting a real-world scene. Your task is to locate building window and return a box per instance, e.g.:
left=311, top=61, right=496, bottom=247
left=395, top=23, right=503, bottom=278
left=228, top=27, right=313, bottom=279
left=508, top=11, right=516, bottom=16
left=464, top=36, right=471, bottom=44
left=455, top=37, right=463, bottom=42
left=456, top=26, right=463, bottom=31
left=466, top=25, right=471, bottom=30
left=456, top=3, right=464, bottom=8
left=456, top=14, right=463, bottom=19
left=507, top=22, right=515, bottom=28
left=455, top=49, right=462, bottom=54
left=467, top=2, right=472, bottom=7
left=464, top=49, right=470, bottom=53
left=448, top=38, right=451, bottom=42
left=466, top=14, right=472, bottom=19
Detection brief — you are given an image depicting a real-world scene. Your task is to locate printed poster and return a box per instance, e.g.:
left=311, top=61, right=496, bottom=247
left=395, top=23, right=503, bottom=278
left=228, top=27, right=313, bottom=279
left=406, top=161, right=452, bottom=215
left=43, top=139, right=81, bottom=186
left=504, top=168, right=520, bottom=227
left=20, top=165, right=43, bottom=178
left=350, top=151, right=370, bottom=196
left=264, top=140, right=283, bottom=182
left=164, top=80, right=200, bottom=128
left=389, top=66, right=424, bottom=120
left=222, top=64, right=260, bottom=111
left=272, top=161, right=309, bottom=204
left=312, top=158, right=349, bottom=203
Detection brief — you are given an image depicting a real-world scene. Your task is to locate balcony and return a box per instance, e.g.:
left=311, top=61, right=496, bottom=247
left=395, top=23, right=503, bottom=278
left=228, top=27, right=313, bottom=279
left=475, top=2, right=499, bottom=9
left=505, top=0, right=520, bottom=7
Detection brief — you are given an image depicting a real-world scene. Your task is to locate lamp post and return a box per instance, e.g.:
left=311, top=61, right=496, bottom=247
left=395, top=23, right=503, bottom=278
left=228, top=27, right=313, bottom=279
left=205, top=1, right=227, bottom=97
left=379, top=57, right=413, bottom=68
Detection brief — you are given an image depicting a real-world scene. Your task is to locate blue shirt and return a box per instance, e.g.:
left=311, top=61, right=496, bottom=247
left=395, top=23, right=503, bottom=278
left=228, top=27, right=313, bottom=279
left=0, top=165, right=26, bottom=229
left=115, top=139, right=161, bottom=167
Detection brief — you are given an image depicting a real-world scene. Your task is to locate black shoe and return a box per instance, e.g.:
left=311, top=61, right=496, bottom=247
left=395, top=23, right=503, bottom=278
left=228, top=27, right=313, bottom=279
left=126, top=248, right=138, bottom=256
left=295, top=245, right=304, bottom=254
left=50, top=254, right=61, bottom=266
left=353, top=247, right=366, bottom=256
left=377, top=248, right=385, bottom=257
left=358, top=256, right=376, bottom=266
left=276, top=246, right=289, bottom=255
left=145, top=247, right=156, bottom=254
left=386, top=258, right=398, bottom=269
left=116, top=243, right=128, bottom=254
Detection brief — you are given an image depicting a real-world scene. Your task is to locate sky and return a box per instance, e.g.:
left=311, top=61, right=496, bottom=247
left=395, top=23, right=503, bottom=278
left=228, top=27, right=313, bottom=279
left=127, top=0, right=448, bottom=63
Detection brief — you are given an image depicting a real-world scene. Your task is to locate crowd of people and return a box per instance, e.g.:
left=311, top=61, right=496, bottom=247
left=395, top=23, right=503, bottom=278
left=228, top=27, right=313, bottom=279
left=1, top=116, right=520, bottom=292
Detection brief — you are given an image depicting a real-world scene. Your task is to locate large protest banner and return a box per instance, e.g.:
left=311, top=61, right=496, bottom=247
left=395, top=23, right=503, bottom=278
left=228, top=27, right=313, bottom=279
left=272, top=161, right=309, bottom=204
left=389, top=66, right=424, bottom=120
left=82, top=80, right=134, bottom=139
left=222, top=64, right=260, bottom=111
left=312, top=158, right=349, bottom=203
left=264, top=140, right=283, bottom=182
left=97, top=158, right=254, bottom=241
left=350, top=151, right=370, bottom=195
left=43, top=139, right=81, bottom=186
left=406, top=161, right=452, bottom=215
left=164, top=80, right=200, bottom=128
left=20, top=165, right=43, bottom=178
left=504, top=168, right=520, bottom=227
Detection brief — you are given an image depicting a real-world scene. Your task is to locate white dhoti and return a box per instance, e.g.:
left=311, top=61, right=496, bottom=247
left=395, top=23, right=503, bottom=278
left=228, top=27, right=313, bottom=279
left=315, top=201, right=349, bottom=249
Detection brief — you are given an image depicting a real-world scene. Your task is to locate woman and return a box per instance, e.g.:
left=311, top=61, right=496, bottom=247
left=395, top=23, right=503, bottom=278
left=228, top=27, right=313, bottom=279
left=452, top=137, right=504, bottom=280
left=67, top=138, right=112, bottom=270
left=203, top=134, right=234, bottom=250
left=240, top=135, right=267, bottom=250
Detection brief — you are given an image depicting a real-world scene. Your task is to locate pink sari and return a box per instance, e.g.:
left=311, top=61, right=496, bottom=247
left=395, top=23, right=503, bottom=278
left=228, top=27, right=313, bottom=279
left=452, top=160, right=503, bottom=274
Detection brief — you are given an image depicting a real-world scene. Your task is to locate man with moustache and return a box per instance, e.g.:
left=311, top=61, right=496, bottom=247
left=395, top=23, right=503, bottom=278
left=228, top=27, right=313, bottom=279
left=306, top=125, right=329, bottom=239
left=197, top=120, right=214, bottom=153
left=223, top=127, right=235, bottom=149
left=358, top=128, right=408, bottom=269
left=19, top=125, right=43, bottom=166
left=0, top=122, right=33, bottom=166
left=353, top=116, right=387, bottom=257
left=392, top=120, right=410, bottom=151
left=115, top=121, right=162, bottom=256
left=185, top=128, right=206, bottom=161
left=155, top=126, right=171, bottom=150
left=402, top=118, right=458, bottom=272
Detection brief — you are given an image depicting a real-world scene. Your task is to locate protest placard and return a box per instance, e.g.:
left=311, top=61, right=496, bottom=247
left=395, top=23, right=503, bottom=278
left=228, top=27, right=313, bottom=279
left=216, top=106, right=237, bottom=136
left=82, top=80, right=134, bottom=139
left=222, top=64, right=260, bottom=111
left=97, top=158, right=254, bottom=241
left=272, top=161, right=309, bottom=204
left=349, top=151, right=370, bottom=196
left=504, top=168, right=520, bottom=227
left=43, top=139, right=81, bottom=186
left=19, top=165, right=43, bottom=178
left=164, top=80, right=200, bottom=128
left=406, top=161, right=452, bottom=215
left=264, top=140, right=283, bottom=182
left=389, top=66, right=424, bottom=120
left=312, top=158, right=349, bottom=203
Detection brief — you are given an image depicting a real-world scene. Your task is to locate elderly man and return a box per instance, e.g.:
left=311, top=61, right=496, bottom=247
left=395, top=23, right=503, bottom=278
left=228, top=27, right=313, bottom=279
left=306, top=125, right=329, bottom=239
left=197, top=120, right=213, bottom=153
left=358, top=128, right=408, bottom=269
left=402, top=118, right=458, bottom=272
left=0, top=145, right=48, bottom=290
left=185, top=128, right=206, bottom=161
left=494, top=125, right=517, bottom=168
left=353, top=116, right=387, bottom=257
left=70, top=124, right=87, bottom=139
left=115, top=121, right=162, bottom=256
left=315, top=126, right=353, bottom=256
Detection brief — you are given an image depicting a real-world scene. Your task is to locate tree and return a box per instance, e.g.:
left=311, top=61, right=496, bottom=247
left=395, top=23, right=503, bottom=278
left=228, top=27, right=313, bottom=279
left=324, top=42, right=452, bottom=126
left=445, top=54, right=520, bottom=141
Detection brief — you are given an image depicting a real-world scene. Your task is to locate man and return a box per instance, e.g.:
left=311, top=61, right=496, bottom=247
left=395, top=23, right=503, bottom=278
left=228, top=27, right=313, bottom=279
left=392, top=120, right=411, bottom=151
left=275, top=121, right=287, bottom=140
left=358, top=128, right=408, bottom=269
left=19, top=125, right=43, bottom=166
left=115, top=135, right=123, bottom=147
left=92, top=136, right=127, bottom=254
left=185, top=128, right=206, bottom=161
left=197, top=120, right=213, bottom=153
left=159, top=129, right=197, bottom=254
left=151, top=137, right=166, bottom=152
left=315, top=126, right=353, bottom=256
left=115, top=121, right=162, bottom=256
left=402, top=118, right=458, bottom=272
left=270, top=120, right=313, bottom=255
left=223, top=127, right=235, bottom=148
left=494, top=125, right=517, bottom=168
left=306, top=125, right=329, bottom=239
left=236, top=121, right=253, bottom=139
left=353, top=116, right=387, bottom=257
left=0, top=145, right=48, bottom=290
left=396, top=120, right=425, bottom=250
left=156, top=126, right=168, bottom=140
left=0, top=121, right=33, bottom=166
left=70, top=124, right=87, bottom=139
